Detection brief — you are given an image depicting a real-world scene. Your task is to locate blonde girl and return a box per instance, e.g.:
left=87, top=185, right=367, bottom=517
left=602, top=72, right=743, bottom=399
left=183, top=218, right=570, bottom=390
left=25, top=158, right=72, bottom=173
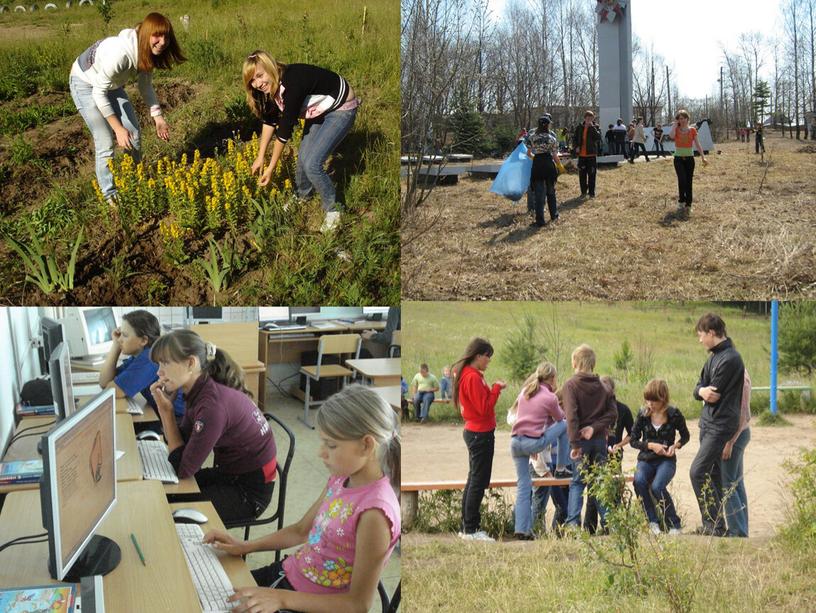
left=630, top=379, right=690, bottom=535
left=509, top=362, right=571, bottom=539
left=242, top=50, right=360, bottom=232
left=69, top=12, right=186, bottom=203
left=205, top=385, right=400, bottom=613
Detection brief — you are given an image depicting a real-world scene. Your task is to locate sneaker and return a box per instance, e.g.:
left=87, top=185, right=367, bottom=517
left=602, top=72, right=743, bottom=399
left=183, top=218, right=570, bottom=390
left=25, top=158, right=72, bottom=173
left=554, top=468, right=573, bottom=479
left=461, top=531, right=495, bottom=542
left=321, top=210, right=341, bottom=233
left=649, top=522, right=661, bottom=536
left=514, top=532, right=535, bottom=541
left=668, top=528, right=682, bottom=536
left=419, top=417, right=428, bottom=424
left=530, top=220, right=546, bottom=228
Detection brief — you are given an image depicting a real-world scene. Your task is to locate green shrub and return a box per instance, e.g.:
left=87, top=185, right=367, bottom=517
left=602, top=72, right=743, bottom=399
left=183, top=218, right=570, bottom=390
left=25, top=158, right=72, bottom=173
left=187, top=39, right=230, bottom=71
left=409, top=488, right=513, bottom=539
left=781, top=447, right=816, bottom=547
left=779, top=301, right=816, bottom=376
left=501, top=313, right=547, bottom=383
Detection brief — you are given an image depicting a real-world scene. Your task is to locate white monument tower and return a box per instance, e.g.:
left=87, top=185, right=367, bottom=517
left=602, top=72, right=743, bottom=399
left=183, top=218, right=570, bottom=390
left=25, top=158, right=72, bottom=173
left=597, top=0, right=632, bottom=141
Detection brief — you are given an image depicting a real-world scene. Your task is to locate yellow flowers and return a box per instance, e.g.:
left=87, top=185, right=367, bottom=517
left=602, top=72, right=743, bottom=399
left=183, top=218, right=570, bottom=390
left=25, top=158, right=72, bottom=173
left=97, top=133, right=299, bottom=242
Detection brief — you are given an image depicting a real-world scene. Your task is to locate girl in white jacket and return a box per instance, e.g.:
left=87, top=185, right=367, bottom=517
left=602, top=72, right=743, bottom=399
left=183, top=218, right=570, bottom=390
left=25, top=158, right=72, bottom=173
left=69, top=12, right=186, bottom=202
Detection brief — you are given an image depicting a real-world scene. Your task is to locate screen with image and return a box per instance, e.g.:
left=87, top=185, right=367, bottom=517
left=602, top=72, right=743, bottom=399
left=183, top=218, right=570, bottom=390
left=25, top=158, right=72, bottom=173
left=49, top=342, right=74, bottom=420
left=41, top=317, right=64, bottom=375
left=41, top=389, right=117, bottom=580
left=83, top=308, right=117, bottom=347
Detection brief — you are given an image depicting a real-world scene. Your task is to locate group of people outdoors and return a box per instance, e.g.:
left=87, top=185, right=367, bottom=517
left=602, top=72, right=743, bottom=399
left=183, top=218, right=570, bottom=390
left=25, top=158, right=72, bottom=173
left=446, top=312, right=749, bottom=542
left=517, top=109, right=708, bottom=225
left=402, top=364, right=452, bottom=422
left=97, top=309, right=400, bottom=611
left=70, top=11, right=359, bottom=232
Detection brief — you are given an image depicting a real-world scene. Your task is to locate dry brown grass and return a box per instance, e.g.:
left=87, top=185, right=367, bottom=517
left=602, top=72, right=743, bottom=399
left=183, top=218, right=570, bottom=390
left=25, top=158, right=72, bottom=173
left=401, top=132, right=816, bottom=300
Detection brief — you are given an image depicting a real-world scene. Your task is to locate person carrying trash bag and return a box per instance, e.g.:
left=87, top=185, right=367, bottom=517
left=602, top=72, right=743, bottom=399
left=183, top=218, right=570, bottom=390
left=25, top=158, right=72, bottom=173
left=489, top=134, right=533, bottom=202
left=525, top=114, right=561, bottom=228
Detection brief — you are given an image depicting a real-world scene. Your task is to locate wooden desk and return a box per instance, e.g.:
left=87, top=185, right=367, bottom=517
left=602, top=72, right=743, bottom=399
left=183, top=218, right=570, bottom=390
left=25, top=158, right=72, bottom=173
left=370, top=385, right=402, bottom=412
left=1, top=414, right=142, bottom=493
left=345, top=358, right=401, bottom=387
left=113, top=396, right=160, bottom=423
left=0, top=480, right=202, bottom=612
left=162, top=477, right=201, bottom=496
left=169, top=500, right=257, bottom=589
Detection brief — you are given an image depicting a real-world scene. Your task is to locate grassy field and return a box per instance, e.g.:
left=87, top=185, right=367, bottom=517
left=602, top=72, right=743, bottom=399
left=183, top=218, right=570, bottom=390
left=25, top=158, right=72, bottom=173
left=401, top=133, right=816, bottom=300
left=0, top=0, right=398, bottom=304
left=401, top=301, right=815, bottom=424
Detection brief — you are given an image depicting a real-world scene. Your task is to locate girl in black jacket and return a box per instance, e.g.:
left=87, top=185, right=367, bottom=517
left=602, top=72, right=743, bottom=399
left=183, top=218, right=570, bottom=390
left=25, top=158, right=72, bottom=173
left=630, top=379, right=690, bottom=535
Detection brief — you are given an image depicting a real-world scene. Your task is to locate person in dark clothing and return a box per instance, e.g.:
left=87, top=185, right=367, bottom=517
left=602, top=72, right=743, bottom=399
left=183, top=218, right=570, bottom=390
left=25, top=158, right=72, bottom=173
left=605, top=124, right=615, bottom=156
left=525, top=114, right=560, bottom=227
left=690, top=313, right=745, bottom=536
left=572, top=110, right=602, bottom=198
left=653, top=124, right=665, bottom=157
left=631, top=379, right=691, bottom=534
left=150, top=330, right=278, bottom=523
left=362, top=307, right=400, bottom=357
left=584, top=376, right=633, bottom=534
left=243, top=50, right=360, bottom=232
left=562, top=344, right=618, bottom=527
left=755, top=125, right=765, bottom=154
left=612, top=118, right=627, bottom=155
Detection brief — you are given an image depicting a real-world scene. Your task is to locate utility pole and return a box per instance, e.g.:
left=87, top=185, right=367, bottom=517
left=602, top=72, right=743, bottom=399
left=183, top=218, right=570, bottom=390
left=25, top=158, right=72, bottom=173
left=666, top=66, right=671, bottom=119
left=719, top=65, right=728, bottom=140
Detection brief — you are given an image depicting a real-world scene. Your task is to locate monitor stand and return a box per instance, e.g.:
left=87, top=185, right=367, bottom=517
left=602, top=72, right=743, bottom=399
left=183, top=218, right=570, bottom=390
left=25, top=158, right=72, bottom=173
left=60, top=536, right=121, bottom=583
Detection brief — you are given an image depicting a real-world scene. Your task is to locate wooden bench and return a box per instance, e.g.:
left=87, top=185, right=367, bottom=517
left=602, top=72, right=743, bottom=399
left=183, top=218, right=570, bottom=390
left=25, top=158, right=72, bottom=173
left=401, top=475, right=635, bottom=529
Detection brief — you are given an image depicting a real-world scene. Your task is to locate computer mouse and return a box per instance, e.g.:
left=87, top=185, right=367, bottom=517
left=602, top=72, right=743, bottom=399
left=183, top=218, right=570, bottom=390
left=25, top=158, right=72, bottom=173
left=136, top=430, right=161, bottom=441
left=172, top=508, right=209, bottom=524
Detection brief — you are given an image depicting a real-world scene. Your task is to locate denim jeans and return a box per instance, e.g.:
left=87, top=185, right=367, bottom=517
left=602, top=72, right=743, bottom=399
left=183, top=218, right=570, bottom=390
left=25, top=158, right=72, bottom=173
left=297, top=107, right=357, bottom=212
left=70, top=76, right=141, bottom=198
left=510, top=420, right=569, bottom=535
left=634, top=458, right=681, bottom=529
left=413, top=391, right=435, bottom=420
left=721, top=427, right=750, bottom=537
left=461, top=429, right=495, bottom=534
left=566, top=438, right=608, bottom=526
left=439, top=378, right=451, bottom=400
left=690, top=426, right=730, bottom=534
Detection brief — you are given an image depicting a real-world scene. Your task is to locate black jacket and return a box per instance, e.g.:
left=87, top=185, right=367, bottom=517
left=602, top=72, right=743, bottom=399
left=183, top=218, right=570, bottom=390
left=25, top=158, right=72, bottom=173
left=573, top=123, right=602, bottom=156
left=630, top=406, right=690, bottom=462
left=694, top=338, right=745, bottom=437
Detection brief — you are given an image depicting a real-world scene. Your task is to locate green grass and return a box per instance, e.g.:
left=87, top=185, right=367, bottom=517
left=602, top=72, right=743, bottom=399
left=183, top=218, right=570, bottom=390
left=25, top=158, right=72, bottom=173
left=0, top=0, right=398, bottom=304
left=401, top=301, right=815, bottom=426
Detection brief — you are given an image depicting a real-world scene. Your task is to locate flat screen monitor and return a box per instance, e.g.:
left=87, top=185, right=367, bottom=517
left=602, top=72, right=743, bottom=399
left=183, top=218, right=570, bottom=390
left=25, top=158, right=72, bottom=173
left=290, top=307, right=320, bottom=316
left=189, top=307, right=223, bottom=323
left=363, top=306, right=390, bottom=316
left=40, top=317, right=64, bottom=375
left=40, top=388, right=119, bottom=582
left=49, top=342, right=75, bottom=420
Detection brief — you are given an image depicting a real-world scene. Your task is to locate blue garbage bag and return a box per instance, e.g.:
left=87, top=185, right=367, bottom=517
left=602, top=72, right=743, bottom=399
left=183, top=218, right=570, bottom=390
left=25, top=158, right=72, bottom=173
left=489, top=142, right=532, bottom=202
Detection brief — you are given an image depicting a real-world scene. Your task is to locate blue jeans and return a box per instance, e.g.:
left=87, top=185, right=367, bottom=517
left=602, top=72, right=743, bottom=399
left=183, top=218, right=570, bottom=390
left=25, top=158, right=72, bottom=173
left=297, top=107, right=357, bottom=212
left=510, top=420, right=569, bottom=535
left=634, top=458, right=681, bottom=529
left=412, top=391, right=434, bottom=420
left=566, top=438, right=608, bottom=526
left=439, top=378, right=451, bottom=400
left=721, top=427, right=750, bottom=537
left=70, top=76, right=141, bottom=198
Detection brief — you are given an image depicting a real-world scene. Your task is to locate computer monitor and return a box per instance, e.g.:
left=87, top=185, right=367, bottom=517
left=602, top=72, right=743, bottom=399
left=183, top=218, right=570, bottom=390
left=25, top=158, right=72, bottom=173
left=258, top=307, right=289, bottom=322
left=40, top=317, right=64, bottom=375
left=363, top=306, right=390, bottom=316
left=61, top=307, right=119, bottom=360
left=49, top=342, right=75, bottom=420
left=40, top=388, right=119, bottom=582
left=189, top=307, right=223, bottom=323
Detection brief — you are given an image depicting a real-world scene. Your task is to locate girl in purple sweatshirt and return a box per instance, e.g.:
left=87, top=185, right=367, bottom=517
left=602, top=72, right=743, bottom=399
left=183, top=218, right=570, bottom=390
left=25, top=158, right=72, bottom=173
left=150, top=330, right=277, bottom=523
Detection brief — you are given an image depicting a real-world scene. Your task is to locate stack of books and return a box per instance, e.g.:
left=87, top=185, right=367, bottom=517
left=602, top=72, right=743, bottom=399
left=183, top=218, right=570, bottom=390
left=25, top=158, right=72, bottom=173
left=16, top=403, right=56, bottom=417
left=0, top=459, right=43, bottom=486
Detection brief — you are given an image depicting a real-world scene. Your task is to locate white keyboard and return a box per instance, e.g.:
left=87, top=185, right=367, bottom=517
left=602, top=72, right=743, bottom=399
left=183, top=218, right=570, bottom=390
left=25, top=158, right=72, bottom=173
left=137, top=440, right=179, bottom=483
left=175, top=523, right=234, bottom=613
left=126, top=395, right=146, bottom=415
left=71, top=372, right=99, bottom=384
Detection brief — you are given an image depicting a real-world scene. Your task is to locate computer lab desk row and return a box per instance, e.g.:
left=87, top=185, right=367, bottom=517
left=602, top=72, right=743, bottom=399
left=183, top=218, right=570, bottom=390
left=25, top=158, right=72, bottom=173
left=1, top=396, right=199, bottom=496
left=0, top=480, right=257, bottom=612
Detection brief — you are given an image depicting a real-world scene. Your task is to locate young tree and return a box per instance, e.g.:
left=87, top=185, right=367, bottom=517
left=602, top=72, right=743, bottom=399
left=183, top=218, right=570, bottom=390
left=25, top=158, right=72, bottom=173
left=753, top=79, right=772, bottom=125
left=779, top=301, right=816, bottom=376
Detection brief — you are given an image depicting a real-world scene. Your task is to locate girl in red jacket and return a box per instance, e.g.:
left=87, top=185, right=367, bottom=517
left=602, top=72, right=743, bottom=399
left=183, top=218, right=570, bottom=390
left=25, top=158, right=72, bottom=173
left=452, top=338, right=507, bottom=541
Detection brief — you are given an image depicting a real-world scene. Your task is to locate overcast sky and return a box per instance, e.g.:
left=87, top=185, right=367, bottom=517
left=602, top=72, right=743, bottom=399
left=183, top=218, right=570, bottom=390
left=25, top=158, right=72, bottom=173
left=485, top=0, right=786, bottom=98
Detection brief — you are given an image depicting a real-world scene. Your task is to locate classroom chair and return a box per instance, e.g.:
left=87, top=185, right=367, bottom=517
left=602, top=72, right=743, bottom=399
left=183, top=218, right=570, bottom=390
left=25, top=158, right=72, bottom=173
left=378, top=579, right=401, bottom=612
left=299, top=333, right=361, bottom=428
left=388, top=330, right=401, bottom=358
left=224, top=412, right=296, bottom=563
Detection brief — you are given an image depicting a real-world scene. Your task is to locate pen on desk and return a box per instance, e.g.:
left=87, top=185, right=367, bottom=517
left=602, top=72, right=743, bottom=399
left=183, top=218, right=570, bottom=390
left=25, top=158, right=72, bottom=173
left=130, top=533, right=146, bottom=566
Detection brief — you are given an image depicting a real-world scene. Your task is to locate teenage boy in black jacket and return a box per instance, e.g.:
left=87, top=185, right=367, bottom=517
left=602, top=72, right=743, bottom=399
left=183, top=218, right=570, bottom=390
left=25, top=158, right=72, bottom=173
left=690, top=313, right=745, bottom=536
left=573, top=111, right=602, bottom=198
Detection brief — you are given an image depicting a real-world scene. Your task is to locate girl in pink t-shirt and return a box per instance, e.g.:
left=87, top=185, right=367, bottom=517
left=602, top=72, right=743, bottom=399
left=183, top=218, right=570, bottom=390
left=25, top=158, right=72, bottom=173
left=204, top=384, right=400, bottom=613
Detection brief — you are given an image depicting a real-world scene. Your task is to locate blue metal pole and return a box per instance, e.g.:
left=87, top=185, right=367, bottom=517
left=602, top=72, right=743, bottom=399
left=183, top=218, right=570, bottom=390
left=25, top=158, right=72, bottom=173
left=770, top=300, right=778, bottom=415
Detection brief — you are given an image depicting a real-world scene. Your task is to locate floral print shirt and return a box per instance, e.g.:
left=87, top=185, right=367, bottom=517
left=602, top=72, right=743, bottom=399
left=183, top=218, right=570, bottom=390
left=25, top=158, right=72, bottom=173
left=283, top=475, right=400, bottom=593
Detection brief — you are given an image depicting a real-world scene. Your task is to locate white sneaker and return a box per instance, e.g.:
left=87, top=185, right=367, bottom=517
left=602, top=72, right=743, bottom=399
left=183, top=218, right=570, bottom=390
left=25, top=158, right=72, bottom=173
left=321, top=211, right=341, bottom=232
left=460, top=531, right=495, bottom=542
left=649, top=522, right=661, bottom=535
left=668, top=528, right=682, bottom=536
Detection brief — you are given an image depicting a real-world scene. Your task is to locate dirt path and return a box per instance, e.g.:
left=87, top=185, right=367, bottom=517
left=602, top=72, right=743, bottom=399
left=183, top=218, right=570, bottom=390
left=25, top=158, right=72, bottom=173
left=402, top=414, right=816, bottom=537
left=401, top=134, right=816, bottom=300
